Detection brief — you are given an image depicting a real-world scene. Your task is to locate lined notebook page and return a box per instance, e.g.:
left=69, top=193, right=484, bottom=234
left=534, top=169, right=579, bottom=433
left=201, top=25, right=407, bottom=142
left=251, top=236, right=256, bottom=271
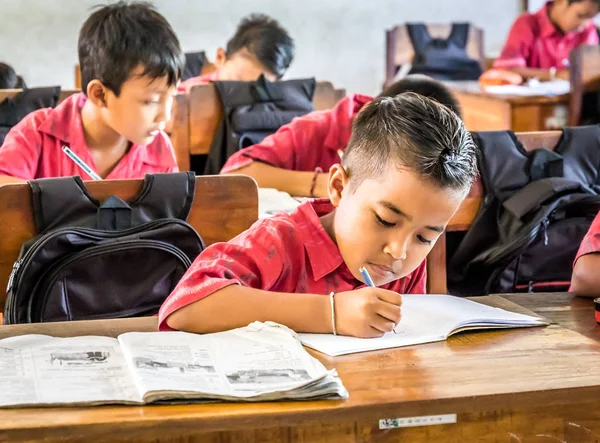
left=299, top=294, right=546, bottom=356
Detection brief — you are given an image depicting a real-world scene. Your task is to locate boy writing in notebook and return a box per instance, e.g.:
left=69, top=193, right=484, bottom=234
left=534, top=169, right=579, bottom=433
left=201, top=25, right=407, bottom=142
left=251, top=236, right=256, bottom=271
left=178, top=14, right=294, bottom=91
left=494, top=0, right=600, bottom=80
left=0, top=1, right=184, bottom=184
left=160, top=93, right=478, bottom=338
left=221, top=74, right=462, bottom=198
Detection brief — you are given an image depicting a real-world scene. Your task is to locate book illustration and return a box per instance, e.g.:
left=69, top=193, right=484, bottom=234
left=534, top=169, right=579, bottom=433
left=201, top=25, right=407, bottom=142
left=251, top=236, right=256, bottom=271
left=226, top=368, right=311, bottom=385
left=133, top=356, right=216, bottom=374
left=50, top=350, right=110, bottom=366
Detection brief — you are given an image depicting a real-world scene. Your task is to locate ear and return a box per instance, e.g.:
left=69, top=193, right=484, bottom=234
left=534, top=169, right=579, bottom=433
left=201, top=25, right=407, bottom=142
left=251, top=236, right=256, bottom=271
left=327, top=163, right=350, bottom=208
left=86, top=80, right=109, bottom=108
left=215, top=47, right=227, bottom=67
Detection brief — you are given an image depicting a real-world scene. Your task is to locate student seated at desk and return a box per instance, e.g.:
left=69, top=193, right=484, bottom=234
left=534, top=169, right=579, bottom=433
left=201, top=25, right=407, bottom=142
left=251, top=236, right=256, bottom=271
left=178, top=14, right=294, bottom=91
left=571, top=212, right=600, bottom=297
left=160, top=93, right=478, bottom=338
left=494, top=0, right=600, bottom=80
left=0, top=62, right=26, bottom=89
left=221, top=75, right=461, bottom=198
left=0, top=1, right=184, bottom=184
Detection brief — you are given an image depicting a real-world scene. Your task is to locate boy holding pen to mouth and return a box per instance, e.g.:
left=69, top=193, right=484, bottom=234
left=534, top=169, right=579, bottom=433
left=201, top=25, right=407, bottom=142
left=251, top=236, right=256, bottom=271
left=0, top=2, right=183, bottom=184
left=160, top=93, right=478, bottom=338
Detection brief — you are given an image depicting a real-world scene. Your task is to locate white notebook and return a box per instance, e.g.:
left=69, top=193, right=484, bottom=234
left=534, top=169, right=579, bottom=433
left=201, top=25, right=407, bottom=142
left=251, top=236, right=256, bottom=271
left=299, top=294, right=547, bottom=356
left=258, top=188, right=302, bottom=219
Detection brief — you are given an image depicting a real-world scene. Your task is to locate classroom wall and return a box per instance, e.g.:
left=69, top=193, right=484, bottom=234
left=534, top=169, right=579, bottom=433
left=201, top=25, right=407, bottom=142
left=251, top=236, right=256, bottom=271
left=0, top=0, right=521, bottom=96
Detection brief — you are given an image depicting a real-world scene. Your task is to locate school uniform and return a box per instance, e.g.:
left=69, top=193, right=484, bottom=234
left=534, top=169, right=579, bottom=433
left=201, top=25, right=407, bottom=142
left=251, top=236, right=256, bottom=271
left=220, top=94, right=373, bottom=174
left=0, top=93, right=178, bottom=180
left=177, top=71, right=220, bottom=92
left=494, top=1, right=598, bottom=69
left=574, top=212, right=600, bottom=263
left=158, top=199, right=427, bottom=331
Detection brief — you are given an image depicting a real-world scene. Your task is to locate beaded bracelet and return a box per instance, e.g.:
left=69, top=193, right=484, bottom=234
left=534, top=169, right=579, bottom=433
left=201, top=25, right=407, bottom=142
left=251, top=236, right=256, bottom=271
left=309, top=167, right=323, bottom=198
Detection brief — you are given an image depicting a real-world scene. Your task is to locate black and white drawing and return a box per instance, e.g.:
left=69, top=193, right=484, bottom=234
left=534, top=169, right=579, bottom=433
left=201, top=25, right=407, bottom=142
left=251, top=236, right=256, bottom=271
left=133, top=356, right=216, bottom=374
left=50, top=351, right=110, bottom=365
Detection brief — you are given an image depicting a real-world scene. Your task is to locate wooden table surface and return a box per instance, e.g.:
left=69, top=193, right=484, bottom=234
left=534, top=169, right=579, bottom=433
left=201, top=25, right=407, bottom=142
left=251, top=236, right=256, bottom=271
left=1, top=293, right=600, bottom=442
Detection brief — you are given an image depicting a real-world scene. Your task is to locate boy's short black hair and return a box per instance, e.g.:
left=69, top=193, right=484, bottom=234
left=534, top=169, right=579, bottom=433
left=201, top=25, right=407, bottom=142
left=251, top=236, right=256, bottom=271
left=226, top=14, right=294, bottom=79
left=379, top=75, right=462, bottom=118
left=0, top=62, right=26, bottom=89
left=78, top=1, right=185, bottom=96
left=343, top=93, right=478, bottom=194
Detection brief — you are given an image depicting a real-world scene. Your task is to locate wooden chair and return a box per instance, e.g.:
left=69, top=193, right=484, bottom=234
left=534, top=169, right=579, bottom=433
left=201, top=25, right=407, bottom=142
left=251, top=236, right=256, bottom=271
left=0, top=89, right=79, bottom=104
left=182, top=81, right=346, bottom=171
left=426, top=130, right=563, bottom=294
left=0, top=175, right=258, bottom=308
left=568, top=45, right=600, bottom=126
left=385, top=23, right=485, bottom=87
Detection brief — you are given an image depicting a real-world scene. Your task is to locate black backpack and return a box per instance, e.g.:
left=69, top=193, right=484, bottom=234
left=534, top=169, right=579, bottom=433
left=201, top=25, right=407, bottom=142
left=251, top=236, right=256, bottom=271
left=203, top=75, right=316, bottom=175
left=0, top=87, right=60, bottom=145
left=182, top=51, right=207, bottom=82
left=4, top=172, right=204, bottom=324
left=406, top=23, right=483, bottom=81
left=448, top=127, right=600, bottom=296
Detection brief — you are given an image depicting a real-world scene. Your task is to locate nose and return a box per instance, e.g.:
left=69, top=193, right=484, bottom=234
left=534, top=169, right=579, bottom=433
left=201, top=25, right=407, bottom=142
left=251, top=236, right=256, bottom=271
left=157, top=97, right=173, bottom=126
left=383, top=233, right=409, bottom=261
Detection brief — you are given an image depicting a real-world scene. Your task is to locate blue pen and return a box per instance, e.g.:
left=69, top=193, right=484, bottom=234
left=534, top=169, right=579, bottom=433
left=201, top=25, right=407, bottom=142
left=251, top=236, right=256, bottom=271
left=62, top=146, right=102, bottom=181
left=359, top=266, right=397, bottom=334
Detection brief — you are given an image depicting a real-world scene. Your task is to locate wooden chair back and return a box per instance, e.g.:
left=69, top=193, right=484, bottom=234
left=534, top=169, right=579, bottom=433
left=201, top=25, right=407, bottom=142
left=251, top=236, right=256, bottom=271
left=186, top=81, right=347, bottom=165
left=0, top=89, right=79, bottom=104
left=568, top=45, right=600, bottom=126
left=426, top=130, right=563, bottom=294
left=0, top=175, right=258, bottom=308
left=385, top=23, right=485, bottom=86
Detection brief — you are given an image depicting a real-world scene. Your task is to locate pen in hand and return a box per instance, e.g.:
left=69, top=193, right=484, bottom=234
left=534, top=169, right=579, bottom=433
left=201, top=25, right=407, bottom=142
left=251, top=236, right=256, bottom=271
left=359, top=266, right=398, bottom=334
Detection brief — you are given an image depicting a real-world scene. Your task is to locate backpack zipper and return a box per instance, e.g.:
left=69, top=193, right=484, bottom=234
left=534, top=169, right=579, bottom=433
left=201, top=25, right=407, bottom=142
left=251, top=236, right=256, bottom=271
left=27, top=239, right=193, bottom=323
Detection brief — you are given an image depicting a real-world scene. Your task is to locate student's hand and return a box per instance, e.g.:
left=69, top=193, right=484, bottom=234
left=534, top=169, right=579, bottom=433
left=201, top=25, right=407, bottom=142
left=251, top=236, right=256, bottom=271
left=312, top=173, right=329, bottom=198
left=333, top=288, right=402, bottom=338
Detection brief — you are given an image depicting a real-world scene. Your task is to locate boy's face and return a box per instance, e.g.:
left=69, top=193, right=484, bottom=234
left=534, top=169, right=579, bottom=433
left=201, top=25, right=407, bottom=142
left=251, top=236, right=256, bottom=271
left=214, top=47, right=278, bottom=82
left=557, top=0, right=599, bottom=33
left=100, top=66, right=177, bottom=146
left=325, top=163, right=465, bottom=286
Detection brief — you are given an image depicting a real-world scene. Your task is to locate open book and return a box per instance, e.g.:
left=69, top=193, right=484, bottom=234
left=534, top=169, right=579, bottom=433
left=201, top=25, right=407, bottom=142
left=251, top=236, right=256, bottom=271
left=258, top=188, right=302, bottom=218
left=0, top=322, right=347, bottom=408
left=299, top=294, right=547, bottom=356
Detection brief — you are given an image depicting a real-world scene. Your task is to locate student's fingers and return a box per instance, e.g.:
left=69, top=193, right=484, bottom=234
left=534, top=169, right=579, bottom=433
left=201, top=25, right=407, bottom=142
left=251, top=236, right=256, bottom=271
left=374, top=289, right=403, bottom=307
left=375, top=301, right=402, bottom=325
left=370, top=315, right=397, bottom=334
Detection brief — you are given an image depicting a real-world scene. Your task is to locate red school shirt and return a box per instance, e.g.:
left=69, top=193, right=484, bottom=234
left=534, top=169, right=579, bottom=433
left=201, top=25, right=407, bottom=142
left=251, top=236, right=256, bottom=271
left=0, top=93, right=178, bottom=180
left=493, top=1, right=599, bottom=70
left=220, top=94, right=373, bottom=174
left=574, top=211, right=600, bottom=263
left=158, top=199, right=427, bottom=331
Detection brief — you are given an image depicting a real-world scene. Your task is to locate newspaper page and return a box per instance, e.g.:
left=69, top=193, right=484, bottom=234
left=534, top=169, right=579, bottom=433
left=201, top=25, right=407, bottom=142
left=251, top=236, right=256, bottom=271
left=0, top=334, right=141, bottom=407
left=118, top=322, right=336, bottom=402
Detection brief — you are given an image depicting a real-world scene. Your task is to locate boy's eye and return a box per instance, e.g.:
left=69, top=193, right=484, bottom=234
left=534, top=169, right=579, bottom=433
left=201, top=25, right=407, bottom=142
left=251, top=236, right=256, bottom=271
left=375, top=214, right=396, bottom=228
left=417, top=235, right=432, bottom=245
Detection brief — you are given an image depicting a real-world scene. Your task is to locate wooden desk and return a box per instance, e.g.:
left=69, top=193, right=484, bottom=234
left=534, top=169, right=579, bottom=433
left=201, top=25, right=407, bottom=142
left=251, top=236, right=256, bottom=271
left=2, top=295, right=600, bottom=442
left=446, top=81, right=570, bottom=132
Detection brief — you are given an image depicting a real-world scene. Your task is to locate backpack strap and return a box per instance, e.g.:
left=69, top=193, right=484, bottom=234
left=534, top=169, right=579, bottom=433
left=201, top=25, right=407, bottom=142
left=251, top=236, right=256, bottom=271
left=129, top=172, right=196, bottom=222
left=502, top=178, right=588, bottom=219
left=29, top=172, right=196, bottom=234
left=30, top=176, right=100, bottom=234
left=447, top=23, right=470, bottom=49
left=406, top=24, right=432, bottom=55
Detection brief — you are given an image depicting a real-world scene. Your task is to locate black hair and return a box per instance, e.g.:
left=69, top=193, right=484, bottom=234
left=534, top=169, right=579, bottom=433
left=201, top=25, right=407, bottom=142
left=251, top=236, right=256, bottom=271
left=0, top=63, right=26, bottom=89
left=379, top=74, right=462, bottom=118
left=226, top=14, right=294, bottom=79
left=78, top=1, right=185, bottom=96
left=343, top=92, right=478, bottom=194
